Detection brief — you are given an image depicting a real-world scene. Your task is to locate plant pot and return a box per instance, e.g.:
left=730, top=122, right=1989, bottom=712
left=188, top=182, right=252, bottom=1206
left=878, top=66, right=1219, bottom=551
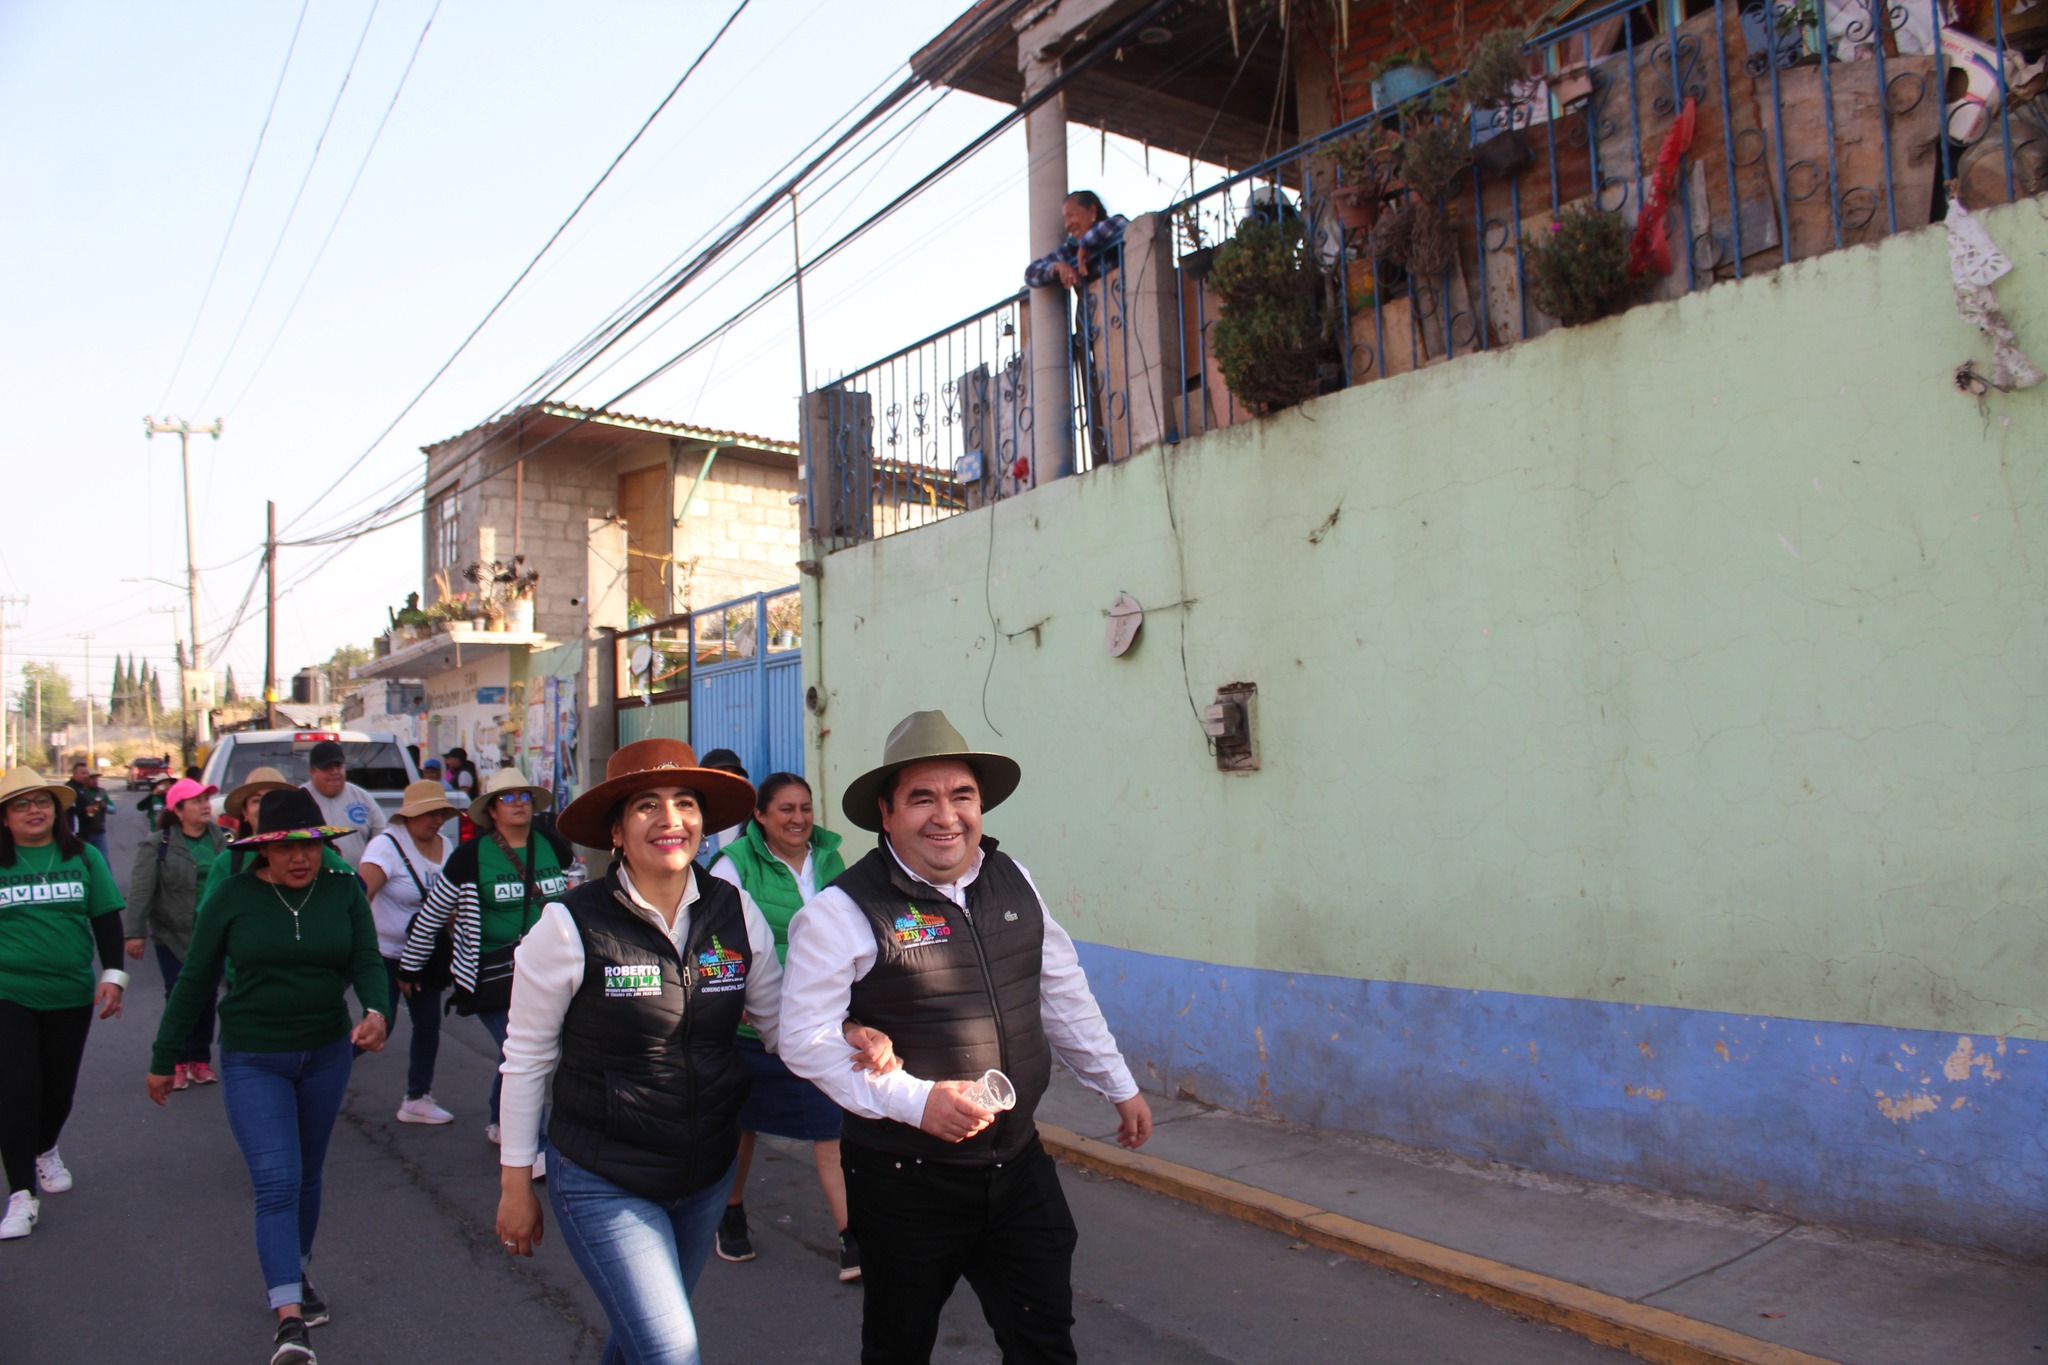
left=506, top=598, right=535, bottom=634
left=1180, top=245, right=1218, bottom=282
left=1335, top=191, right=1383, bottom=235
left=467, top=617, right=486, bottom=632
left=1474, top=126, right=1530, bottom=179
left=486, top=617, right=508, bottom=634
left=434, top=619, right=457, bottom=635
left=1371, top=63, right=1439, bottom=112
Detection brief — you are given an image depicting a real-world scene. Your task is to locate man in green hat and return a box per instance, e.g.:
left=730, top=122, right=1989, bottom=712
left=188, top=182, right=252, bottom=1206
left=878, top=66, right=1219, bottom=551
left=781, top=709, right=1152, bottom=1364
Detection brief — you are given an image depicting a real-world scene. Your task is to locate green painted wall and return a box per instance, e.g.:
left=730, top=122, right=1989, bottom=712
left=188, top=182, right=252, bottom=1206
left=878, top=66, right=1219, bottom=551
left=804, top=202, right=2048, bottom=1041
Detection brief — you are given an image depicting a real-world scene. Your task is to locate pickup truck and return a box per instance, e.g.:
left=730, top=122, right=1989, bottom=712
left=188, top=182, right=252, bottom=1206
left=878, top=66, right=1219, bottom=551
left=126, top=755, right=174, bottom=791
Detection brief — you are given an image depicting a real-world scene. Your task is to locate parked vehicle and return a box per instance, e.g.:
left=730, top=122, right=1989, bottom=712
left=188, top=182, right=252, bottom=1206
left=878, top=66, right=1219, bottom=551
left=126, top=754, right=174, bottom=790
left=200, top=729, right=420, bottom=823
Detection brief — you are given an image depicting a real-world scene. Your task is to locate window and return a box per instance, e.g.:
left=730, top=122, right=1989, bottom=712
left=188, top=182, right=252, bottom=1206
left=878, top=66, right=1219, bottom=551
left=431, top=491, right=460, bottom=572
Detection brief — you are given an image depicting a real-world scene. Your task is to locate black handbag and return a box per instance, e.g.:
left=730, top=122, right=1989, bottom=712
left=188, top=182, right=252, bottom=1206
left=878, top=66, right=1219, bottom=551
left=451, top=833, right=542, bottom=1017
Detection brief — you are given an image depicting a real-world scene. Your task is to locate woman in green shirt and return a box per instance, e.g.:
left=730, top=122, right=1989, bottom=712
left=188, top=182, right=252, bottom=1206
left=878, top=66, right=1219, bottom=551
left=0, top=767, right=129, bottom=1243
left=124, top=777, right=230, bottom=1089
left=148, top=788, right=388, bottom=1365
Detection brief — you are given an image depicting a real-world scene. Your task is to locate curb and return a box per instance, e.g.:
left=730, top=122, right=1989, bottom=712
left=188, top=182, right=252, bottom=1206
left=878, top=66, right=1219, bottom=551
left=1037, top=1123, right=1844, bottom=1365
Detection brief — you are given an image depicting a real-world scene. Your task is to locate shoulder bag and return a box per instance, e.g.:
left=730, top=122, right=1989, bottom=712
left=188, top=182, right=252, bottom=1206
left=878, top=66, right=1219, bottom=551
left=384, top=832, right=454, bottom=993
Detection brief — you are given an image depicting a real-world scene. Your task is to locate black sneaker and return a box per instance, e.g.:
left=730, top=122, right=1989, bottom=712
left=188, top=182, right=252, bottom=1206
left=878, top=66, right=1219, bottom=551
left=270, top=1316, right=317, bottom=1365
left=714, top=1204, right=755, bottom=1262
left=838, top=1231, right=862, bottom=1282
left=298, top=1275, right=329, bottom=1328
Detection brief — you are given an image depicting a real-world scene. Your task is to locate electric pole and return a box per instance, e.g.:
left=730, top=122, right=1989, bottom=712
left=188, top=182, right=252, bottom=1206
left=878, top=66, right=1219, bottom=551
left=67, top=633, right=94, bottom=769
left=266, top=500, right=280, bottom=729
left=143, top=416, right=221, bottom=747
left=0, top=594, right=24, bottom=768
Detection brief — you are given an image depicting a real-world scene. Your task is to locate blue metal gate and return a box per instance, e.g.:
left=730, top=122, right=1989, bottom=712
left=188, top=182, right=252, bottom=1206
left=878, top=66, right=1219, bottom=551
left=689, top=587, right=804, bottom=781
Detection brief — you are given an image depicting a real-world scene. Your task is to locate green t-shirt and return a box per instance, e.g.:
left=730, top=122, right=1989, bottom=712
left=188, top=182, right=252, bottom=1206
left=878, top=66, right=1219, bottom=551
left=183, top=831, right=220, bottom=890
left=476, top=835, right=567, bottom=953
left=152, top=864, right=388, bottom=1073
left=0, top=842, right=125, bottom=1010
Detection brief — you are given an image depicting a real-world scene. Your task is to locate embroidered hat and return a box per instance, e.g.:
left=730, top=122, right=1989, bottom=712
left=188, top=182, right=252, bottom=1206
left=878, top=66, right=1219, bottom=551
left=394, top=779, right=456, bottom=820
left=467, top=767, right=552, bottom=832
left=557, top=739, right=755, bottom=848
left=164, top=778, right=219, bottom=809
left=224, top=766, right=295, bottom=820
left=227, top=788, right=354, bottom=849
left=839, top=710, right=1020, bottom=834
left=0, top=767, right=76, bottom=814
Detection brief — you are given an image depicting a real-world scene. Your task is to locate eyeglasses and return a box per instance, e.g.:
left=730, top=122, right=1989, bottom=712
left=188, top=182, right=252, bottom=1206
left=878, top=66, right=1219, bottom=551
left=5, top=794, right=57, bottom=812
left=493, top=793, right=534, bottom=806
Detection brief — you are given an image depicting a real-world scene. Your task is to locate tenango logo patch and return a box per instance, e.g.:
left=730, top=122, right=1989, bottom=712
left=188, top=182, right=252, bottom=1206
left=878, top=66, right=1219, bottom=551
left=604, top=963, right=663, bottom=998
left=695, top=937, right=747, bottom=993
left=892, top=905, right=950, bottom=948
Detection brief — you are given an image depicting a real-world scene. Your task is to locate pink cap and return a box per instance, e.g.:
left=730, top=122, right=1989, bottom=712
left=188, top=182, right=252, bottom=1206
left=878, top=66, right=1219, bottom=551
left=165, top=778, right=218, bottom=808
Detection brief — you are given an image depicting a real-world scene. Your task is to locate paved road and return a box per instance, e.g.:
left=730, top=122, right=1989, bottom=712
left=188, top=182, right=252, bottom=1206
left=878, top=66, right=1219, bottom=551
left=0, top=808, right=1629, bottom=1363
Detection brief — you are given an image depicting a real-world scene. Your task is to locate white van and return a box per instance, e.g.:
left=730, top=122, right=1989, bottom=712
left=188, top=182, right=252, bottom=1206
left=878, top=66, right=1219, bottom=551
left=201, top=729, right=420, bottom=823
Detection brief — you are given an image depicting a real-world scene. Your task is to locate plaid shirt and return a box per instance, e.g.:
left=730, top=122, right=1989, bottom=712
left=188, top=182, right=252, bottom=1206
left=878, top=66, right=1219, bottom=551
left=1024, top=214, right=1129, bottom=287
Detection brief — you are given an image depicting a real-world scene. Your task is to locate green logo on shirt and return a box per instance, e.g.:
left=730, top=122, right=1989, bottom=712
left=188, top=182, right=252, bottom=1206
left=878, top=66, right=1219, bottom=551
left=603, top=963, right=663, bottom=998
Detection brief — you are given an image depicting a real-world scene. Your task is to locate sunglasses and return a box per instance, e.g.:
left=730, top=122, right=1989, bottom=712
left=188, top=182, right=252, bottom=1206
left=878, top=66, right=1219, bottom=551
left=492, top=792, right=534, bottom=806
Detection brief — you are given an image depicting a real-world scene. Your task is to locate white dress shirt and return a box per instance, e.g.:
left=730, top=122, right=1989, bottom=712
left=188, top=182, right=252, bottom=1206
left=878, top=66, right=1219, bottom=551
left=708, top=846, right=817, bottom=905
left=496, top=865, right=784, bottom=1167
left=780, top=841, right=1138, bottom=1129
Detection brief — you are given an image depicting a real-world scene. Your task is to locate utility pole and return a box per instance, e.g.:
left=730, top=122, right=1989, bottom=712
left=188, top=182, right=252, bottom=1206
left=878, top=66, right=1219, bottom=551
left=143, top=416, right=222, bottom=747
left=0, top=594, right=22, bottom=768
left=265, top=500, right=280, bottom=729
left=67, top=633, right=94, bottom=769
left=791, top=191, right=810, bottom=396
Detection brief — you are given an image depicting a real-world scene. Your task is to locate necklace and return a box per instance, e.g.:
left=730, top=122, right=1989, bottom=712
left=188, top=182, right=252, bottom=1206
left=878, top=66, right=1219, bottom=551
left=13, top=842, right=64, bottom=893
left=269, top=879, right=315, bottom=940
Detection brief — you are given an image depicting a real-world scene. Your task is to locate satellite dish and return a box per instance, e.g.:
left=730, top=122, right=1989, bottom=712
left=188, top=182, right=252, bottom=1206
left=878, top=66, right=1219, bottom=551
left=1105, top=593, right=1143, bottom=657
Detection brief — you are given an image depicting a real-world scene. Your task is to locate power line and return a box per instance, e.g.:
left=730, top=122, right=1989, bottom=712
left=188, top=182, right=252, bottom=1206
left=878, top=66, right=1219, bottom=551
left=223, top=0, right=445, bottom=416
left=189, top=0, right=386, bottom=414
left=278, top=0, right=756, bottom=536
left=154, top=0, right=313, bottom=411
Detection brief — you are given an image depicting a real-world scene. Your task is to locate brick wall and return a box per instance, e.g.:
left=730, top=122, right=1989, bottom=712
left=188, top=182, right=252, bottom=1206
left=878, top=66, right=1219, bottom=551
left=673, top=454, right=801, bottom=609
left=1305, top=0, right=1538, bottom=125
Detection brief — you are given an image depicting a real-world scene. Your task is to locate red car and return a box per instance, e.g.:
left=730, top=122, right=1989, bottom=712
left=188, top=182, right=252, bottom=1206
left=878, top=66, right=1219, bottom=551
left=126, top=754, right=174, bottom=790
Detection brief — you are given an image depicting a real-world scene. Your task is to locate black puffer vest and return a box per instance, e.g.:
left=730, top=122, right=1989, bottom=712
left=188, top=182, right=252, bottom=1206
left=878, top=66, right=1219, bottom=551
left=838, top=838, right=1053, bottom=1165
left=547, top=868, right=754, bottom=1201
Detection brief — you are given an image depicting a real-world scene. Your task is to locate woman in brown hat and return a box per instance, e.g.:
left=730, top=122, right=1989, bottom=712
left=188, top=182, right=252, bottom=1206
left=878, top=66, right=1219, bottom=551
left=0, top=767, right=128, bottom=1243
left=492, top=739, right=896, bottom=1364
left=399, top=767, right=571, bottom=1149
left=360, top=780, right=457, bottom=1125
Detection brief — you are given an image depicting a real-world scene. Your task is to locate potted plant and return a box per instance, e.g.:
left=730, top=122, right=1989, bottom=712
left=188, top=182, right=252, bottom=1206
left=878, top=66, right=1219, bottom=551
left=1370, top=50, right=1439, bottom=112
left=1461, top=28, right=1535, bottom=178
left=1208, top=214, right=1330, bottom=414
left=1522, top=202, right=1636, bottom=326
left=1370, top=100, right=1473, bottom=291
left=1327, top=124, right=1398, bottom=234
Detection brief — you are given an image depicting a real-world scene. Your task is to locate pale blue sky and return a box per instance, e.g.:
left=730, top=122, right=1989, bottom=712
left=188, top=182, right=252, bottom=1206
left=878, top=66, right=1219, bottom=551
left=0, top=0, right=1204, bottom=714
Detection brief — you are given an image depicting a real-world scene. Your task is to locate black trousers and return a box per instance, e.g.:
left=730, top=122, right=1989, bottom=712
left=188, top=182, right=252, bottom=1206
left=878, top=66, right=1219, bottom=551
left=842, top=1135, right=1079, bottom=1365
left=0, top=1000, right=93, bottom=1195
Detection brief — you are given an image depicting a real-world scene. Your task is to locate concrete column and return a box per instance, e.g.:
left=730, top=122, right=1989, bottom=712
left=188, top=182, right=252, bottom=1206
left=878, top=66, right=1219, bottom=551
left=1023, top=48, right=1073, bottom=486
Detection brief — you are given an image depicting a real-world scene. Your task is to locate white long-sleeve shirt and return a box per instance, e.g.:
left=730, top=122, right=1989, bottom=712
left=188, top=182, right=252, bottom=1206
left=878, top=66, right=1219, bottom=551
left=780, top=841, right=1137, bottom=1129
left=497, top=865, right=784, bottom=1167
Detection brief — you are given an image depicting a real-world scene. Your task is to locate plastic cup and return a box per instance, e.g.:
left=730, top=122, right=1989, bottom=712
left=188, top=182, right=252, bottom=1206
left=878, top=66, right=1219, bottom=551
left=960, top=1068, right=1016, bottom=1113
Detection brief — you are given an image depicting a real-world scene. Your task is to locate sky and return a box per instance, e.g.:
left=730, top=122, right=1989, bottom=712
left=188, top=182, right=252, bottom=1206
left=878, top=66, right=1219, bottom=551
left=0, top=0, right=1218, bottom=728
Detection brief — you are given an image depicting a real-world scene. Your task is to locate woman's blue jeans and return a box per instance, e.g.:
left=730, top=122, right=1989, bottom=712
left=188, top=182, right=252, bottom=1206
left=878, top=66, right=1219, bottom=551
left=478, top=1009, right=510, bottom=1124
left=219, top=1037, right=353, bottom=1310
left=381, top=956, right=442, bottom=1099
left=548, top=1151, right=736, bottom=1365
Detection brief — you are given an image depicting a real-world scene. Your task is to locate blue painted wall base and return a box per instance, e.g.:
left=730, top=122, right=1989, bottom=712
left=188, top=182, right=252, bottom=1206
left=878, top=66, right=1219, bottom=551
left=1075, top=943, right=2047, bottom=1259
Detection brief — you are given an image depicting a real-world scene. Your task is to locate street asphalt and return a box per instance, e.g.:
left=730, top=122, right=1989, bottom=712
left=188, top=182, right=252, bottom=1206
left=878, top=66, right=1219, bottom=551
left=0, top=806, right=1632, bottom=1364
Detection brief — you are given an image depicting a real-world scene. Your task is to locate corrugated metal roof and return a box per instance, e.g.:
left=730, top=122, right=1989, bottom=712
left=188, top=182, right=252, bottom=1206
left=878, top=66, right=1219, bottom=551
left=423, top=402, right=796, bottom=456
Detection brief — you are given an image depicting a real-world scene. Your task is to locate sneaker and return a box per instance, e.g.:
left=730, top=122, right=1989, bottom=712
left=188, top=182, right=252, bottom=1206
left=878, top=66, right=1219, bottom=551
left=0, top=1191, right=38, bottom=1240
left=172, top=1064, right=192, bottom=1091
left=531, top=1149, right=547, bottom=1181
left=34, top=1149, right=72, bottom=1194
left=485, top=1123, right=501, bottom=1145
left=396, top=1095, right=454, bottom=1125
left=714, top=1204, right=755, bottom=1262
left=838, top=1231, right=862, bottom=1282
left=187, top=1062, right=218, bottom=1085
left=298, top=1274, right=329, bottom=1327
left=270, top=1316, right=316, bottom=1365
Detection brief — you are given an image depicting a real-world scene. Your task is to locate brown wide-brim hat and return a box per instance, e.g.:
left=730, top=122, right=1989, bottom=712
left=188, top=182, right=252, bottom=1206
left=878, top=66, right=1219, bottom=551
left=0, top=767, right=75, bottom=814
left=840, top=710, right=1021, bottom=834
left=224, top=766, right=294, bottom=818
left=468, top=767, right=552, bottom=832
left=394, top=779, right=456, bottom=819
left=557, top=739, right=756, bottom=849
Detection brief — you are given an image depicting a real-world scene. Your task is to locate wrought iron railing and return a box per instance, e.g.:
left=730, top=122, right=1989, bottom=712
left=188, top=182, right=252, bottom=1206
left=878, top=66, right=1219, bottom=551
left=816, top=0, right=2044, bottom=539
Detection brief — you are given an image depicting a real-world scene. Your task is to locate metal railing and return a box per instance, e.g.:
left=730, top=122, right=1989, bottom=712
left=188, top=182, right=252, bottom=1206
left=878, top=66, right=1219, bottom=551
left=817, top=0, right=2045, bottom=539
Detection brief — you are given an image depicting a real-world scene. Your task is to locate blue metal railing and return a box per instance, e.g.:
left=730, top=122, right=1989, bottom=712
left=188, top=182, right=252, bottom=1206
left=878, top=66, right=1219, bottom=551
left=818, top=0, right=2044, bottom=539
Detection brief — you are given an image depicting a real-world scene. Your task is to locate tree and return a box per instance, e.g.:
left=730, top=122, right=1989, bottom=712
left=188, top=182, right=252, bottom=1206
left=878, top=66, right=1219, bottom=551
left=20, top=662, right=74, bottom=738
left=111, top=656, right=131, bottom=724
left=322, top=645, right=371, bottom=698
left=223, top=665, right=240, bottom=703
left=147, top=663, right=163, bottom=717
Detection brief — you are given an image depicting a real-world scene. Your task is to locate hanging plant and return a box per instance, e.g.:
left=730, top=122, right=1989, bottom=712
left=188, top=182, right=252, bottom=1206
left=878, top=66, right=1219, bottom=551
left=1522, top=203, right=1636, bottom=326
left=1209, top=215, right=1328, bottom=414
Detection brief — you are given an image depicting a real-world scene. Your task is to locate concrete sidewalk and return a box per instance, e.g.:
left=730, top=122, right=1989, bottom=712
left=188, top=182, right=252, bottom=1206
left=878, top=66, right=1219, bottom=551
left=1034, top=1073, right=2045, bottom=1365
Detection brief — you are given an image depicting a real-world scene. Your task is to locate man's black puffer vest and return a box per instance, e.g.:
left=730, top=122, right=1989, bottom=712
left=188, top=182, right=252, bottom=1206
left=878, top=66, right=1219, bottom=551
left=547, top=868, right=754, bottom=1202
left=837, top=837, right=1052, bottom=1165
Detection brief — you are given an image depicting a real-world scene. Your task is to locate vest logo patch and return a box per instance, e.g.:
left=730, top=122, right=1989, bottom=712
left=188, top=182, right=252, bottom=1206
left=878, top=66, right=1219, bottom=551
left=892, top=905, right=951, bottom=948
left=695, top=936, right=747, bottom=993
left=492, top=874, right=567, bottom=902
left=603, top=963, right=663, bottom=998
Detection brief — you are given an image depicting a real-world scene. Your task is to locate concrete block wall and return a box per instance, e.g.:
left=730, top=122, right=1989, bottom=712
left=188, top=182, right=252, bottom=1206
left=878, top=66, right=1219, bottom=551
left=675, top=455, right=801, bottom=608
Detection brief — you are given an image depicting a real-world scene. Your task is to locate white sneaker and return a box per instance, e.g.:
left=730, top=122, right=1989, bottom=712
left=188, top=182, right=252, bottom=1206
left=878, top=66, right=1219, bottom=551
left=396, top=1096, right=455, bottom=1125
left=0, top=1190, right=38, bottom=1239
left=485, top=1123, right=501, bottom=1145
left=34, top=1149, right=71, bottom=1194
left=531, top=1149, right=547, bottom=1181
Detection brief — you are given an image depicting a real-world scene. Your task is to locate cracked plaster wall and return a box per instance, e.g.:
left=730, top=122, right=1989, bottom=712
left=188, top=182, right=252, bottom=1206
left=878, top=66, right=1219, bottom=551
left=806, top=200, right=2048, bottom=1047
